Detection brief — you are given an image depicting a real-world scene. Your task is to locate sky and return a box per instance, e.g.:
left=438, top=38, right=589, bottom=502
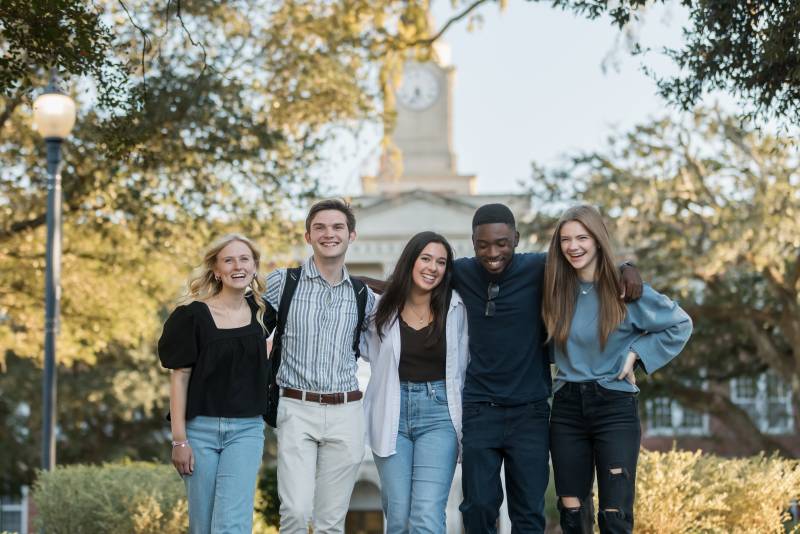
left=322, top=0, right=691, bottom=196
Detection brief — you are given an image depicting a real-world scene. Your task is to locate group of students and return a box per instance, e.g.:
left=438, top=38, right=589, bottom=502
left=158, top=199, right=692, bottom=534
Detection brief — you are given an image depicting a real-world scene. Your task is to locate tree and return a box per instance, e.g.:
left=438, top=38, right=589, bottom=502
left=0, top=0, right=439, bottom=490
left=524, top=109, right=800, bottom=454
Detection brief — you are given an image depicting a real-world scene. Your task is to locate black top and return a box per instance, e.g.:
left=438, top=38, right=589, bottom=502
left=158, top=296, right=269, bottom=420
left=453, top=253, right=552, bottom=405
left=398, top=318, right=446, bottom=382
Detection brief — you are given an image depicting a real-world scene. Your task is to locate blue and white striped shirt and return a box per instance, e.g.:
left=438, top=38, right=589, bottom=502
left=265, top=256, right=376, bottom=393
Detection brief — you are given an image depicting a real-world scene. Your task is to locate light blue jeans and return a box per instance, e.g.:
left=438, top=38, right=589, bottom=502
left=374, top=380, right=459, bottom=534
left=184, top=416, right=265, bottom=534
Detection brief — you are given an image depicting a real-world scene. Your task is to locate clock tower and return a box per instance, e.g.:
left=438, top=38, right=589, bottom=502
left=362, top=57, right=476, bottom=195
left=343, top=46, right=529, bottom=534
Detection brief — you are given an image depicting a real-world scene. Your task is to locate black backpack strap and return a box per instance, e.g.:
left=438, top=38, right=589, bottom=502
left=350, top=276, right=368, bottom=359
left=270, top=267, right=302, bottom=381
left=265, top=266, right=302, bottom=428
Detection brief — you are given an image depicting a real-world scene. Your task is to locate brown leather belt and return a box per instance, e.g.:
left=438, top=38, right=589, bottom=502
left=281, top=387, right=362, bottom=405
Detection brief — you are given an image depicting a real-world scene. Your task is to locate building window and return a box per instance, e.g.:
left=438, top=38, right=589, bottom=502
left=730, top=372, right=794, bottom=435
left=645, top=397, right=709, bottom=437
left=644, top=371, right=710, bottom=437
left=0, top=486, right=28, bottom=534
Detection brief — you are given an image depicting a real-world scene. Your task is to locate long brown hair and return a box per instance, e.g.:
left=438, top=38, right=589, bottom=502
left=179, top=234, right=268, bottom=334
left=374, top=231, right=454, bottom=344
left=542, top=205, right=626, bottom=352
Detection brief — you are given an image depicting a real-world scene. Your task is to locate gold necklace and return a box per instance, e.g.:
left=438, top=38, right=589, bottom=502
left=404, top=304, right=430, bottom=326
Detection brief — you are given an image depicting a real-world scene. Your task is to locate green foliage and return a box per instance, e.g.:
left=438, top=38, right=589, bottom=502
left=33, top=461, right=278, bottom=533
left=0, top=0, right=440, bottom=491
left=0, top=349, right=170, bottom=495
left=0, top=0, right=126, bottom=107
left=525, top=109, right=800, bottom=453
left=256, top=464, right=280, bottom=526
left=659, top=2, right=800, bottom=123
left=32, top=462, right=188, bottom=533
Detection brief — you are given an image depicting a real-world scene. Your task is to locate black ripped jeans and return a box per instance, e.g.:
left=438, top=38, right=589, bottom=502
left=550, top=381, right=641, bottom=534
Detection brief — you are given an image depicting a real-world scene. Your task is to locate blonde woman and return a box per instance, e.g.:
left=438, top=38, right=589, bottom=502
left=543, top=206, right=692, bottom=534
left=158, top=234, right=269, bottom=534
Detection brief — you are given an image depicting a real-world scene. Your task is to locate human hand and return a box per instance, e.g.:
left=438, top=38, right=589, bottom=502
left=172, top=442, right=194, bottom=476
left=620, top=263, right=643, bottom=302
left=356, top=276, right=386, bottom=295
left=617, top=351, right=638, bottom=386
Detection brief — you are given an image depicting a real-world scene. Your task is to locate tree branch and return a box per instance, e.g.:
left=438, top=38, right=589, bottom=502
left=0, top=214, right=48, bottom=240
left=789, top=248, right=800, bottom=290
left=117, top=0, right=152, bottom=99
left=406, top=0, right=494, bottom=48
left=175, top=0, right=208, bottom=77
left=667, top=383, right=793, bottom=456
left=741, top=319, right=794, bottom=378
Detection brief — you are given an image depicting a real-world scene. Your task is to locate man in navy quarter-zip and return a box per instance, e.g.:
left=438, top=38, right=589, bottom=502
left=455, top=204, right=642, bottom=534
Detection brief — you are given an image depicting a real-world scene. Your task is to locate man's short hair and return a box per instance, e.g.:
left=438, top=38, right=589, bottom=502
left=472, top=203, right=516, bottom=230
left=305, top=198, right=356, bottom=233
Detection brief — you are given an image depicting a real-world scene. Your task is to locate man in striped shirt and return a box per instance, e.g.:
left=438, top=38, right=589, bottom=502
left=265, top=199, right=375, bottom=534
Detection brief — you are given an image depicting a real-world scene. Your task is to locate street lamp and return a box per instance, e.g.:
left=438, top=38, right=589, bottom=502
left=32, top=75, right=76, bottom=471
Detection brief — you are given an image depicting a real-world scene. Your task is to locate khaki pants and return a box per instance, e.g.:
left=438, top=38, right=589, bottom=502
left=277, top=396, right=366, bottom=534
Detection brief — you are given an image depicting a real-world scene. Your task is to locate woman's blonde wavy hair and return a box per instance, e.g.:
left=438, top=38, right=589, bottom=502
left=179, top=234, right=267, bottom=334
left=542, top=205, right=626, bottom=352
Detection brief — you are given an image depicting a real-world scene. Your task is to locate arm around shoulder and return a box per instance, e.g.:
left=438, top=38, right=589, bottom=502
left=358, top=292, right=381, bottom=364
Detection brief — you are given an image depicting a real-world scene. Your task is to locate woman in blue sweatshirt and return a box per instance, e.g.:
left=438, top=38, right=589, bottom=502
left=542, top=205, right=692, bottom=534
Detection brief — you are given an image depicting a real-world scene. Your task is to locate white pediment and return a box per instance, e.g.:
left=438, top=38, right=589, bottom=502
left=352, top=192, right=475, bottom=240
left=342, top=190, right=536, bottom=275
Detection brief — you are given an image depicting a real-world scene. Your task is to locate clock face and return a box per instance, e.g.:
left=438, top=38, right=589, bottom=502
left=397, top=65, right=440, bottom=111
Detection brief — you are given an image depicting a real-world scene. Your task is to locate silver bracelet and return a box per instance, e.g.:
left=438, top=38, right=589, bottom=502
left=171, top=439, right=189, bottom=448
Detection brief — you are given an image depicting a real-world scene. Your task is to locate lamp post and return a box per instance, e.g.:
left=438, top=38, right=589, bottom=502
left=32, top=75, right=76, bottom=471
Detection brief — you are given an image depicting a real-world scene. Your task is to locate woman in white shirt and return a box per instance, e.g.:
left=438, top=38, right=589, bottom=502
left=362, top=231, right=470, bottom=534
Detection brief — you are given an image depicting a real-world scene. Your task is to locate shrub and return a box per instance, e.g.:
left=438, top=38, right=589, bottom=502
left=32, top=461, right=187, bottom=533
left=634, top=449, right=800, bottom=534
left=32, top=461, right=278, bottom=533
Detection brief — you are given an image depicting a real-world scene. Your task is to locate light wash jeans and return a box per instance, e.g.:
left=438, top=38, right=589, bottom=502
left=184, top=416, right=265, bottom=534
left=374, top=380, right=459, bottom=534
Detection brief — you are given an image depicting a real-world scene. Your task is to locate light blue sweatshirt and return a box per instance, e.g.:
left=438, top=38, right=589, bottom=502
left=552, top=283, right=693, bottom=393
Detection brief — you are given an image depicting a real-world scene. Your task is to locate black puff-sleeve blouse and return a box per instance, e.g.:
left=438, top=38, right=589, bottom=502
left=158, top=296, right=269, bottom=420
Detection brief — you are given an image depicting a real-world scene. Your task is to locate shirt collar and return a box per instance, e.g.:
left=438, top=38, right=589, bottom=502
left=303, top=256, right=352, bottom=286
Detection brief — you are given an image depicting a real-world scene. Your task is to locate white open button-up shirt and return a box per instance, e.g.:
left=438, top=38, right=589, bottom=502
left=361, top=290, right=470, bottom=459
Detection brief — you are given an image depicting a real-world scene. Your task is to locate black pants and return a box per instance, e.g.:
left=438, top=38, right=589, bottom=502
left=550, top=382, right=641, bottom=534
left=459, top=399, right=550, bottom=534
